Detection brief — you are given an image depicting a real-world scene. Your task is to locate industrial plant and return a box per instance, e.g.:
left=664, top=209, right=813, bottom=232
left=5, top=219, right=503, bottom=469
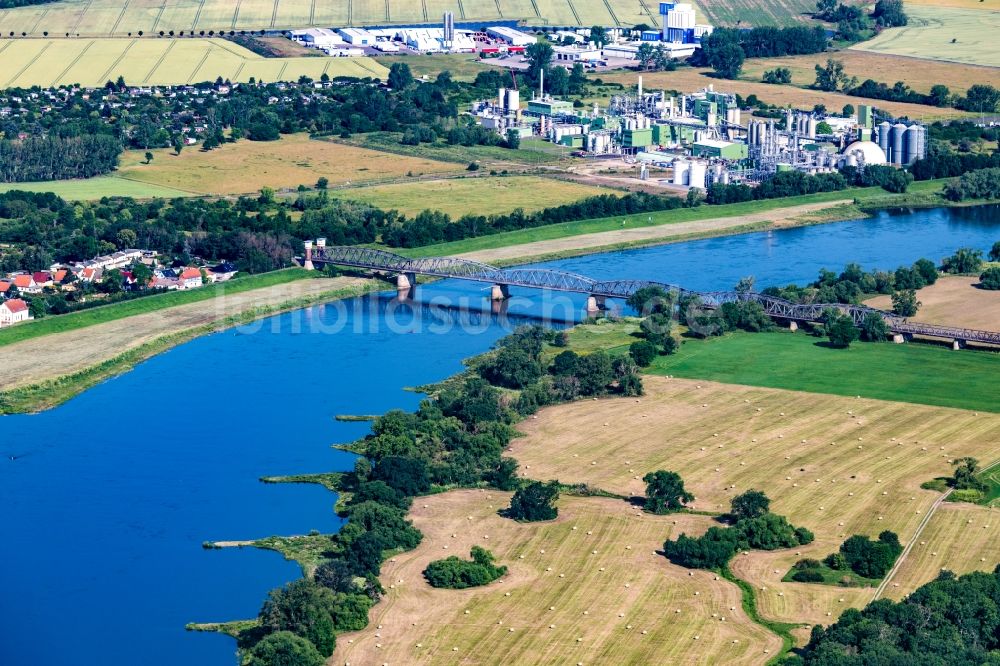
left=472, top=73, right=927, bottom=191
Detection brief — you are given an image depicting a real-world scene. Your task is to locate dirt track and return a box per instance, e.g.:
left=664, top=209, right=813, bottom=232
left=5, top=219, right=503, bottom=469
left=0, top=277, right=367, bottom=391
left=460, top=200, right=854, bottom=263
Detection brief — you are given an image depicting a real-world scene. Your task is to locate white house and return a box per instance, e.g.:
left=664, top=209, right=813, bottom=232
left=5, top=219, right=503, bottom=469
left=0, top=298, right=32, bottom=326
left=178, top=267, right=204, bottom=290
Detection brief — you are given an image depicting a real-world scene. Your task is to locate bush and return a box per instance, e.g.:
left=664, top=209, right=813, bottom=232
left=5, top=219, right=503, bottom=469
left=245, top=631, right=324, bottom=666
left=423, top=546, right=508, bottom=589
left=795, top=558, right=822, bottom=570
left=629, top=340, right=657, bottom=367
left=838, top=531, right=902, bottom=578
left=980, top=266, right=1000, bottom=290
left=941, top=247, right=984, bottom=274
left=643, top=470, right=694, bottom=514
left=792, top=569, right=825, bottom=583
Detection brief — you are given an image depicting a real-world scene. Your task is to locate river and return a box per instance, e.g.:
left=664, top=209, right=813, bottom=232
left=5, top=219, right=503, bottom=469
left=1, top=205, right=997, bottom=666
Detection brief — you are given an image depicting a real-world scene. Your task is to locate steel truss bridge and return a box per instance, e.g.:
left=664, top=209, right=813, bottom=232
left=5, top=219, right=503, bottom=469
left=311, top=246, right=1000, bottom=347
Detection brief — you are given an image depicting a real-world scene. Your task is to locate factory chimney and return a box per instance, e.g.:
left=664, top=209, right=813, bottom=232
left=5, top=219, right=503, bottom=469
left=637, top=75, right=643, bottom=98
left=539, top=68, right=544, bottom=100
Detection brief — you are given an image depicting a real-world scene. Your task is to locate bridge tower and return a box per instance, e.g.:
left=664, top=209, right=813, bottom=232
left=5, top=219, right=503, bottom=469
left=303, top=240, right=314, bottom=271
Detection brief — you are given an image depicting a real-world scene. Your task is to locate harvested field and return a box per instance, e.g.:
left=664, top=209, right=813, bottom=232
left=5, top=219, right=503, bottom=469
left=0, top=0, right=655, bottom=37
left=851, top=6, right=1000, bottom=67
left=329, top=176, right=618, bottom=217
left=332, top=490, right=782, bottom=666
left=597, top=68, right=974, bottom=120
left=116, top=133, right=464, bottom=194
left=697, top=0, right=817, bottom=26
left=740, top=50, right=998, bottom=95
left=507, top=375, right=1000, bottom=624
left=865, top=275, right=1000, bottom=332
left=0, top=38, right=387, bottom=89
left=882, top=502, right=1000, bottom=600
left=906, top=0, right=998, bottom=9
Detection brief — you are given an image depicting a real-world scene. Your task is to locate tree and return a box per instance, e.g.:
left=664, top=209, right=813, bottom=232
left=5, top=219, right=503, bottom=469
left=143, top=151, right=153, bottom=164
left=826, top=313, right=859, bottom=348
left=480, top=345, right=542, bottom=389
left=990, top=241, right=1000, bottom=262
left=116, top=228, right=137, bottom=249
left=842, top=103, right=855, bottom=117
left=913, top=258, right=939, bottom=285
left=643, top=470, right=694, bottom=514
left=387, top=62, right=413, bottom=90
left=505, top=128, right=520, bottom=150
left=130, top=261, right=152, bottom=289
left=942, top=247, right=983, bottom=274
left=859, top=311, right=890, bottom=341
left=245, top=631, right=324, bottom=666
left=627, top=285, right=674, bottom=315
left=762, top=67, right=792, bottom=84
left=315, top=177, right=328, bottom=190
left=707, top=41, right=745, bottom=79
left=928, top=84, right=951, bottom=107
left=372, top=455, right=430, bottom=496
left=589, top=25, right=609, bottom=46
left=525, top=40, right=554, bottom=87
left=980, top=266, right=1000, bottom=290
left=730, top=489, right=770, bottom=521
left=258, top=580, right=338, bottom=656
left=506, top=480, right=559, bottom=521
left=891, top=289, right=920, bottom=316
left=172, top=134, right=184, bottom=155
left=872, top=0, right=907, bottom=27
left=814, top=58, right=852, bottom=92
left=629, top=340, right=657, bottom=367
left=637, top=42, right=656, bottom=71
left=952, top=457, right=987, bottom=492
left=959, top=84, right=1000, bottom=113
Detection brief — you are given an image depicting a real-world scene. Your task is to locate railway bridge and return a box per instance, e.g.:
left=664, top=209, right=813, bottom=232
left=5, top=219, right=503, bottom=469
left=304, top=241, right=1000, bottom=349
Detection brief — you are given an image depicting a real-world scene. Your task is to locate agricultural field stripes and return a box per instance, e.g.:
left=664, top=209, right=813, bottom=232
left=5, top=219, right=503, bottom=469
left=0, top=0, right=657, bottom=36
left=851, top=5, right=1000, bottom=67
left=0, top=38, right=389, bottom=88
left=695, top=0, right=818, bottom=26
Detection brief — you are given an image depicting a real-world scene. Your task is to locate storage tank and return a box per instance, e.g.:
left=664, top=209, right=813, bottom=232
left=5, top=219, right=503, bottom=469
left=807, top=116, right=817, bottom=139
left=719, top=170, right=730, bottom=184
left=672, top=159, right=690, bottom=186
left=785, top=108, right=794, bottom=131
left=688, top=160, right=707, bottom=189
left=877, top=121, right=891, bottom=156
left=891, top=123, right=907, bottom=165
left=731, top=107, right=741, bottom=126
left=505, top=89, right=519, bottom=111
left=906, top=124, right=925, bottom=164
left=498, top=87, right=507, bottom=110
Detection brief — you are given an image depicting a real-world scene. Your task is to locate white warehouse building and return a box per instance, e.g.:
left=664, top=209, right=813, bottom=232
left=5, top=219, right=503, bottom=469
left=486, top=26, right=536, bottom=46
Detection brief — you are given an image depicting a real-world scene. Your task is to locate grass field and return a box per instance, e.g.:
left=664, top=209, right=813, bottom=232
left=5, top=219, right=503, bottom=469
left=377, top=53, right=498, bottom=82
left=340, top=132, right=574, bottom=166
left=649, top=330, right=1000, bottom=413
left=116, top=133, right=464, bottom=194
left=328, top=175, right=617, bottom=217
left=0, top=0, right=656, bottom=37
left=596, top=68, right=974, bottom=120
left=0, top=38, right=388, bottom=88
left=696, top=0, right=818, bottom=26
left=866, top=275, right=1000, bottom=332
left=508, top=374, right=1000, bottom=625
left=0, top=175, right=194, bottom=199
left=740, top=50, right=998, bottom=95
left=398, top=180, right=946, bottom=259
left=851, top=5, right=1000, bottom=67
left=332, top=490, right=782, bottom=665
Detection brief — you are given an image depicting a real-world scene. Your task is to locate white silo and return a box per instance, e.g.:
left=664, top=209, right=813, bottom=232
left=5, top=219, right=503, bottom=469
left=506, top=89, right=520, bottom=111
left=877, top=121, right=891, bottom=156
left=672, top=159, right=690, bottom=186
left=688, top=160, right=707, bottom=189
left=807, top=116, right=817, bottom=138
left=905, top=124, right=925, bottom=164
left=785, top=108, right=793, bottom=132
left=498, top=87, right=507, bottom=110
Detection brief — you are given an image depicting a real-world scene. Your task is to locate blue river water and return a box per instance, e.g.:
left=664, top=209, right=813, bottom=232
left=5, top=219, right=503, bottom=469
left=1, top=205, right=997, bottom=666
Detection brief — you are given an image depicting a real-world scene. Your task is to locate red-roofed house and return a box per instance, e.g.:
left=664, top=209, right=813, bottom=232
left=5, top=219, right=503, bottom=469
left=178, top=267, right=203, bottom=290
left=0, top=281, right=11, bottom=296
left=32, top=271, right=52, bottom=287
left=53, top=269, right=68, bottom=283
left=12, top=274, right=38, bottom=293
left=0, top=298, right=31, bottom=326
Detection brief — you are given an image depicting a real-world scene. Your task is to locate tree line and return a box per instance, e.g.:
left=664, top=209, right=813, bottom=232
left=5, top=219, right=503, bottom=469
left=0, top=134, right=120, bottom=182
left=698, top=25, right=829, bottom=79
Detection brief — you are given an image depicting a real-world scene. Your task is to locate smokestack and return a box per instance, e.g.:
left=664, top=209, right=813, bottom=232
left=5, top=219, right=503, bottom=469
left=637, top=75, right=643, bottom=98
left=539, top=68, right=544, bottom=100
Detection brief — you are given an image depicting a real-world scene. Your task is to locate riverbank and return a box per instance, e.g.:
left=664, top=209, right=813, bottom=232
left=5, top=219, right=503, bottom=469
left=0, top=276, right=377, bottom=414
left=401, top=180, right=958, bottom=265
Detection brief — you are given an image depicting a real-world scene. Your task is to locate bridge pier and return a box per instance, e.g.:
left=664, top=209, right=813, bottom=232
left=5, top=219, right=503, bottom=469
left=892, top=333, right=907, bottom=344
left=491, top=284, right=510, bottom=301
left=952, top=339, right=966, bottom=351
left=788, top=321, right=798, bottom=332
left=585, top=295, right=607, bottom=318
left=303, top=240, right=314, bottom=271
left=397, top=272, right=416, bottom=300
